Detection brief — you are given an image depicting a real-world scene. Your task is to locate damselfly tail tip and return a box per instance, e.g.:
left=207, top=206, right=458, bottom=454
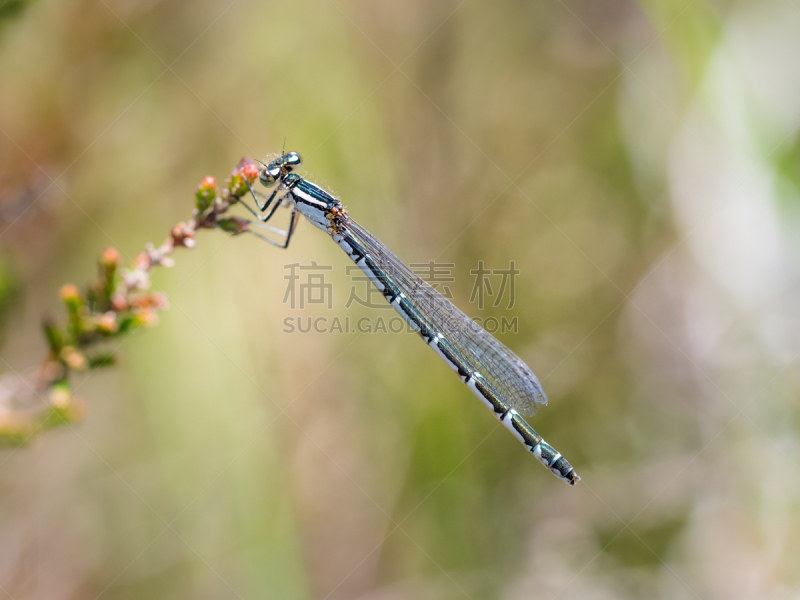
left=557, top=458, right=579, bottom=485
left=557, top=469, right=579, bottom=486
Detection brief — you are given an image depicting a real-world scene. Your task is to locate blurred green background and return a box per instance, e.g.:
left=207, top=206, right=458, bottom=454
left=2, top=0, right=800, bottom=598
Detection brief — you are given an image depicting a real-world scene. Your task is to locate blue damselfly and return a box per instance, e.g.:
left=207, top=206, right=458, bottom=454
left=238, top=153, right=579, bottom=485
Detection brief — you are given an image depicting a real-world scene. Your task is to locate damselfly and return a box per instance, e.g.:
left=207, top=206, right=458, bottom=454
left=238, top=152, right=579, bottom=485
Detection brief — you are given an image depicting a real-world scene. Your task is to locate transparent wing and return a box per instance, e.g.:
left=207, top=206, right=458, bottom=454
left=341, top=214, right=547, bottom=416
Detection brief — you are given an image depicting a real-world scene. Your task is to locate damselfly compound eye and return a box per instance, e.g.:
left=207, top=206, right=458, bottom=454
left=283, top=152, right=302, bottom=171
left=259, top=166, right=279, bottom=187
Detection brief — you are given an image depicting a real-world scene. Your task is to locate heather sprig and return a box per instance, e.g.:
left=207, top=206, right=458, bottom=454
left=0, top=160, right=261, bottom=446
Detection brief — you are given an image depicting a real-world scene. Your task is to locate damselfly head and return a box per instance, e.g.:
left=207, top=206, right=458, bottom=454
left=260, top=152, right=302, bottom=186
left=268, top=152, right=302, bottom=173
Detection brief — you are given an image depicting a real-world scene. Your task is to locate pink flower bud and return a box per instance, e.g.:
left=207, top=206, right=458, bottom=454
left=101, top=247, right=119, bottom=269
left=59, top=284, right=80, bottom=302
left=241, top=163, right=259, bottom=185
left=196, top=176, right=217, bottom=211
left=95, top=311, right=119, bottom=333
left=60, top=346, right=87, bottom=370
left=130, top=293, right=169, bottom=311
left=135, top=252, right=151, bottom=271
left=111, top=295, right=128, bottom=312
left=171, top=222, right=196, bottom=248
left=122, top=268, right=150, bottom=290
left=59, top=284, right=82, bottom=313
left=225, top=171, right=249, bottom=198
left=135, top=308, right=159, bottom=328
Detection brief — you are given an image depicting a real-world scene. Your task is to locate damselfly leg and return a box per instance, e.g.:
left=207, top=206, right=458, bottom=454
left=239, top=209, right=299, bottom=248
left=266, top=208, right=299, bottom=249
left=251, top=187, right=278, bottom=212
left=237, top=192, right=267, bottom=220
left=243, top=180, right=283, bottom=221
left=235, top=178, right=299, bottom=248
left=245, top=225, right=284, bottom=245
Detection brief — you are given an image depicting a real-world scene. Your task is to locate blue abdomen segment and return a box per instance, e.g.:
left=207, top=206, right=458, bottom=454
left=469, top=372, right=578, bottom=484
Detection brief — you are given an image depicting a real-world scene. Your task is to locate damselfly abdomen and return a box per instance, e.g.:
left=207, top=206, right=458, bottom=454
left=239, top=153, right=579, bottom=485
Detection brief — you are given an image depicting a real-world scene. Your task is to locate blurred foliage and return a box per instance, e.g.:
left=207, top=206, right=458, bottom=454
left=0, top=254, right=19, bottom=338
left=636, top=0, right=723, bottom=88
left=0, top=0, right=33, bottom=25
left=0, top=0, right=799, bottom=599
